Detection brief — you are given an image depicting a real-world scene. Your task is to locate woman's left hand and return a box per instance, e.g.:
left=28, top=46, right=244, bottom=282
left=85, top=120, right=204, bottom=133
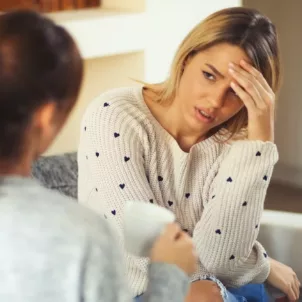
left=267, top=257, right=301, bottom=301
left=229, top=60, right=275, bottom=142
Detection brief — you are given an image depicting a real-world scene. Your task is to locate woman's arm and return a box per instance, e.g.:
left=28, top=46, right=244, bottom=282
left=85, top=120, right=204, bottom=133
left=77, top=92, right=162, bottom=294
left=191, top=60, right=279, bottom=287
left=192, top=140, right=278, bottom=287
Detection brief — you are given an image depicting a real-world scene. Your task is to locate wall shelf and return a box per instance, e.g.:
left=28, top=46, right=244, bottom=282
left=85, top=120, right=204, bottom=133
left=49, top=8, right=146, bottom=59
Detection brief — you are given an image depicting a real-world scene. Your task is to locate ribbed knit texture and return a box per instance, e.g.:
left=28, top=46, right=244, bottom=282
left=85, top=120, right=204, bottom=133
left=78, top=86, right=279, bottom=296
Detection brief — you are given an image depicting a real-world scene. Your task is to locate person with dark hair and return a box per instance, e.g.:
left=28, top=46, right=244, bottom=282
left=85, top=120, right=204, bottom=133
left=0, top=10, right=198, bottom=302
left=78, top=7, right=300, bottom=302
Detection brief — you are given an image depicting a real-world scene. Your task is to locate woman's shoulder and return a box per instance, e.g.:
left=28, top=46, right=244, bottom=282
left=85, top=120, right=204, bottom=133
left=82, top=86, right=153, bottom=136
left=84, top=86, right=146, bottom=117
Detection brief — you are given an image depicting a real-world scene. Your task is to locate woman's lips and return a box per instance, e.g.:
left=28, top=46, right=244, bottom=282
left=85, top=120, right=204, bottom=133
left=194, top=107, right=215, bottom=123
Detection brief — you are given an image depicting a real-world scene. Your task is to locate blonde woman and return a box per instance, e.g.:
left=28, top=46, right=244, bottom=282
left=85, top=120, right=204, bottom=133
left=78, top=7, right=300, bottom=302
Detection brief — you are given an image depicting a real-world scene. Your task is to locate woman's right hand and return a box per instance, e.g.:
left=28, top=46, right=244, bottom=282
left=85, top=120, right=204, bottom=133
left=150, top=223, right=198, bottom=275
left=267, top=258, right=300, bottom=301
left=229, top=60, right=275, bottom=143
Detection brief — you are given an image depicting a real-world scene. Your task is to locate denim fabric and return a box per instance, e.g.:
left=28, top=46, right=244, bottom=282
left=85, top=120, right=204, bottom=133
left=134, top=280, right=269, bottom=302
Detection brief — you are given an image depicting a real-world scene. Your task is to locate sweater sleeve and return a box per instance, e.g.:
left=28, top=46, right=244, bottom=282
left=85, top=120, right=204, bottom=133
left=192, top=140, right=278, bottom=287
left=143, top=263, right=189, bottom=302
left=78, top=95, right=162, bottom=295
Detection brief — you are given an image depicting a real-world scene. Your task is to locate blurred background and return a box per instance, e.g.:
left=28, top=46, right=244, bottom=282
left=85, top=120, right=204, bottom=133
left=1, top=0, right=301, bottom=212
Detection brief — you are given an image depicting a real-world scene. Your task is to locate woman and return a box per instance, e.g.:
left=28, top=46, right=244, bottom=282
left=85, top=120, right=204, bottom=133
left=78, top=7, right=300, bottom=302
left=0, top=9, right=196, bottom=302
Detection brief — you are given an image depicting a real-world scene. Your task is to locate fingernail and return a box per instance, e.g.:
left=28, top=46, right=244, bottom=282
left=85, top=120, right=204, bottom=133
left=241, top=60, right=246, bottom=65
left=230, top=82, right=236, bottom=87
left=229, top=68, right=235, bottom=73
left=229, top=62, right=234, bottom=68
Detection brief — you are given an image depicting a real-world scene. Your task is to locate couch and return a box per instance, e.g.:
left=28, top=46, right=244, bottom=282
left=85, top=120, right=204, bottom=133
left=32, top=152, right=302, bottom=301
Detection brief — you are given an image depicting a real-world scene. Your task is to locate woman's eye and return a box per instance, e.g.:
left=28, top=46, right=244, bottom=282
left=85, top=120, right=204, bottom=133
left=202, top=71, right=215, bottom=81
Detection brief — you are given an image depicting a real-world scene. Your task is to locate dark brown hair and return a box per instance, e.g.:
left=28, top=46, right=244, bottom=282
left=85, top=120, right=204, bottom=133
left=0, top=10, right=83, bottom=159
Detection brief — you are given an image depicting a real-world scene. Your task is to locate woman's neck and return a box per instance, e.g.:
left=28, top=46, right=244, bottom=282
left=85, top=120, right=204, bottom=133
left=0, top=155, right=32, bottom=177
left=162, top=106, right=206, bottom=151
left=143, top=89, right=207, bottom=152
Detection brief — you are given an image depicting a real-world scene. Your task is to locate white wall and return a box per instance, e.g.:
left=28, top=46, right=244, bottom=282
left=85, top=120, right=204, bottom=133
left=47, top=52, right=144, bottom=155
left=243, top=0, right=302, bottom=187
left=145, top=0, right=242, bottom=82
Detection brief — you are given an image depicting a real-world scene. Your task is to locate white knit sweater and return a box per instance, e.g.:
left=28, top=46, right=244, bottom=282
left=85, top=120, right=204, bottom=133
left=78, top=86, right=278, bottom=296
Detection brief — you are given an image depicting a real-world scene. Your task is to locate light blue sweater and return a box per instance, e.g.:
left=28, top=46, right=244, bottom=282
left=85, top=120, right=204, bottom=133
left=0, top=177, right=189, bottom=302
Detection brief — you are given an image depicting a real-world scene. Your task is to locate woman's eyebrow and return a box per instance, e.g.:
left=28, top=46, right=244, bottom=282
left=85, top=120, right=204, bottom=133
left=205, top=63, right=225, bottom=79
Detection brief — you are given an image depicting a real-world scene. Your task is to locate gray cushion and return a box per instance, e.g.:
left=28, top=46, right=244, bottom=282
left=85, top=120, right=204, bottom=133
left=31, top=152, right=78, bottom=199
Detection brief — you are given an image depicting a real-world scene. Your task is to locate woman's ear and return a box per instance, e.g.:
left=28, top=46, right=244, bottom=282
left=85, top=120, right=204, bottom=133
left=31, top=102, right=59, bottom=155
left=33, top=102, right=57, bottom=132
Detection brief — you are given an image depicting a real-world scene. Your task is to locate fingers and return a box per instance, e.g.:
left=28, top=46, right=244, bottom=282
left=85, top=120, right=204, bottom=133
left=230, top=81, right=255, bottom=112
left=178, top=232, right=195, bottom=249
left=229, top=63, right=273, bottom=109
left=293, top=277, right=301, bottom=301
left=176, top=231, right=197, bottom=258
left=297, top=276, right=301, bottom=289
left=286, top=286, right=297, bottom=302
left=240, top=60, right=273, bottom=93
left=239, top=60, right=275, bottom=106
left=230, top=64, right=268, bottom=107
left=162, top=223, right=182, bottom=241
left=285, top=276, right=300, bottom=301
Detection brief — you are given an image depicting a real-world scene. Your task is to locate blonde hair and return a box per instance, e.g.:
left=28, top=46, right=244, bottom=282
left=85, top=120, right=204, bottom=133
left=144, top=7, right=281, bottom=141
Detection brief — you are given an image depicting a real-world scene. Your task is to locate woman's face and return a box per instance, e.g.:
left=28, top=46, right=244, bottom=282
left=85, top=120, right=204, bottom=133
left=176, top=43, right=250, bottom=136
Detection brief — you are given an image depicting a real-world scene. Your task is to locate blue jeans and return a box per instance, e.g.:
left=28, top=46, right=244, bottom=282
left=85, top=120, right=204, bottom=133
left=134, top=282, right=269, bottom=302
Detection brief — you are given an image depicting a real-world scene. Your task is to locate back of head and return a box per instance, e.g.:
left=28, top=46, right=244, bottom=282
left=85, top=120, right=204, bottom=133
left=0, top=10, right=83, bottom=160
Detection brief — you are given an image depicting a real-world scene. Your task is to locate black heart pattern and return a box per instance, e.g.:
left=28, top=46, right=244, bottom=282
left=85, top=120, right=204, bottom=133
left=229, top=255, right=235, bottom=260
left=212, top=195, right=216, bottom=199
left=263, top=252, right=267, bottom=258
left=227, top=177, right=233, bottom=182
left=119, top=184, right=125, bottom=189
left=111, top=210, right=116, bottom=215
left=84, top=126, right=86, bottom=131
left=242, top=201, right=248, bottom=206
left=149, top=199, right=154, bottom=203
left=255, top=224, right=259, bottom=229
left=215, top=229, right=221, bottom=235
left=124, top=156, right=130, bottom=162
left=256, top=151, right=261, bottom=156
left=168, top=201, right=173, bottom=206
left=114, top=132, right=120, bottom=138
left=95, top=188, right=98, bottom=192
left=96, top=152, right=99, bottom=157
left=104, top=102, right=110, bottom=107
left=185, top=193, right=190, bottom=199
left=86, top=156, right=88, bottom=160
left=263, top=175, right=268, bottom=181
left=158, top=176, right=163, bottom=182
